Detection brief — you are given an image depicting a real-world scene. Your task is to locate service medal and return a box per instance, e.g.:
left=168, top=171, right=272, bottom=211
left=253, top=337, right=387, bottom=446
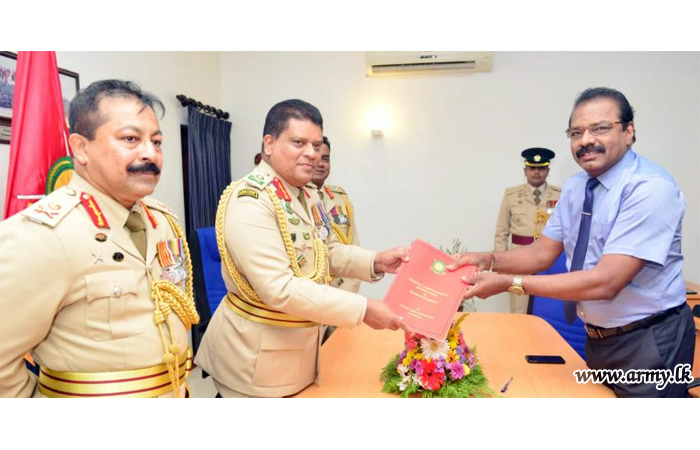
left=319, top=226, right=329, bottom=240
left=157, top=239, right=187, bottom=284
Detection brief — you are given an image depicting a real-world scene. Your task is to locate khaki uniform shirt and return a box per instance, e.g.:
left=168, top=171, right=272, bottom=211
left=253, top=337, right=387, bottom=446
left=494, top=183, right=561, bottom=252
left=195, top=160, right=378, bottom=397
left=319, top=184, right=361, bottom=294
left=0, top=174, right=190, bottom=397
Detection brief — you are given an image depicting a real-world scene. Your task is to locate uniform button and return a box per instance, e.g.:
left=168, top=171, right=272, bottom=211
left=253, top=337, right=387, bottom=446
left=113, top=252, right=124, bottom=262
left=113, top=286, right=123, bottom=296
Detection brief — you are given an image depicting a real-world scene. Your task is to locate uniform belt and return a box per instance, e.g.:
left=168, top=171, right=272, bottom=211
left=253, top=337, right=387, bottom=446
left=38, top=348, right=193, bottom=398
left=584, top=303, right=686, bottom=339
left=511, top=234, right=535, bottom=245
left=225, top=292, right=318, bottom=328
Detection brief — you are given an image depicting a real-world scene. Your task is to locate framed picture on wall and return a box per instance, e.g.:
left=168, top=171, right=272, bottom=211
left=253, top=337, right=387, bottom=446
left=0, top=51, right=80, bottom=145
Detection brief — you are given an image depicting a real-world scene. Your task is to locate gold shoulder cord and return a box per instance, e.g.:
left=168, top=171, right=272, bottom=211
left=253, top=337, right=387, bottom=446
left=149, top=213, right=200, bottom=398
left=330, top=192, right=354, bottom=245
left=216, top=181, right=331, bottom=308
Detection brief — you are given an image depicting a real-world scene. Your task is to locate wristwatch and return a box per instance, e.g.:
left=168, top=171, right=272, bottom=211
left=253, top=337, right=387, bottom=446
left=508, top=276, right=525, bottom=295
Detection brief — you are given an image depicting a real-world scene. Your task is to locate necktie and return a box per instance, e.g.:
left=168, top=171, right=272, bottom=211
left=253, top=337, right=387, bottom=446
left=533, top=188, right=541, bottom=206
left=564, top=178, right=600, bottom=323
left=297, top=189, right=309, bottom=219
left=125, top=211, right=147, bottom=259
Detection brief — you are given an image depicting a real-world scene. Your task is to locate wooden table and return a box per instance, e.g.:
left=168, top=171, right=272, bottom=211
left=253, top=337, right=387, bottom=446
left=294, top=312, right=614, bottom=398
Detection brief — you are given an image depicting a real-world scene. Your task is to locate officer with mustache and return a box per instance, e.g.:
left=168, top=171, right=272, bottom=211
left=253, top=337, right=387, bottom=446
left=449, top=87, right=693, bottom=397
left=0, top=79, right=199, bottom=398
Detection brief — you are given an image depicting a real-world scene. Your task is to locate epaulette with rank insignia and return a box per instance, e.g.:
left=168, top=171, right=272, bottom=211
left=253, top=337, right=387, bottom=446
left=142, top=197, right=179, bottom=221
left=326, top=185, right=346, bottom=195
left=505, top=184, right=528, bottom=195
left=20, top=187, right=81, bottom=228
left=243, top=172, right=272, bottom=189
left=550, top=185, right=561, bottom=192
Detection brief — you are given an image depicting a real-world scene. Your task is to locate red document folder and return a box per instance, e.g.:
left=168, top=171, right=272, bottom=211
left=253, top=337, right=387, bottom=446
left=383, top=239, right=477, bottom=340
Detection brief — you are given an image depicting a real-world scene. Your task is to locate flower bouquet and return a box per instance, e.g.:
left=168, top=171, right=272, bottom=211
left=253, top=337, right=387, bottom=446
left=381, top=314, right=493, bottom=398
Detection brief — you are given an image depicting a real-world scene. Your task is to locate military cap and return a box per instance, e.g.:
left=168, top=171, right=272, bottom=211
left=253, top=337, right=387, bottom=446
left=521, top=147, right=555, bottom=167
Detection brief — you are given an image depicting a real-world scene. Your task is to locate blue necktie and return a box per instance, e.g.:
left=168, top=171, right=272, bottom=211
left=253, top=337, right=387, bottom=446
left=564, top=177, right=600, bottom=324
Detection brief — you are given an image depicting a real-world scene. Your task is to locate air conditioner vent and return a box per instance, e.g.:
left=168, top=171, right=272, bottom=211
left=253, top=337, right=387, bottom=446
left=366, top=52, right=492, bottom=77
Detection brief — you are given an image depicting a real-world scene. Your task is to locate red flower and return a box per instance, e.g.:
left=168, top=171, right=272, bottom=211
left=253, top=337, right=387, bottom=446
left=405, top=331, right=418, bottom=349
left=418, top=359, right=445, bottom=391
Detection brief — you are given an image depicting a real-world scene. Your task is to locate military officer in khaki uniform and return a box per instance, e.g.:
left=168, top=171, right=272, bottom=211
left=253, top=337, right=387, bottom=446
left=0, top=80, right=198, bottom=398
left=494, top=148, right=561, bottom=314
left=195, top=99, right=409, bottom=398
left=311, top=136, right=362, bottom=341
left=312, top=136, right=362, bottom=293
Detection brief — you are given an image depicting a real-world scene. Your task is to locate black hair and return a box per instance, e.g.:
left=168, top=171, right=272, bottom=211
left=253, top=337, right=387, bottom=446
left=69, top=79, right=165, bottom=140
left=570, top=87, right=636, bottom=143
left=262, top=99, right=322, bottom=138
left=322, top=136, right=331, bottom=152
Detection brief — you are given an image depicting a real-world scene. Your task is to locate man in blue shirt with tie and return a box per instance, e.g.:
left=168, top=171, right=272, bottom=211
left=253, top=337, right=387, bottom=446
left=449, top=87, right=694, bottom=397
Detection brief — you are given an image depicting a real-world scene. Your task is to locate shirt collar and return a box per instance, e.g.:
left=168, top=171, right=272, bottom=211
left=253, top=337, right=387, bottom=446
left=68, top=172, right=131, bottom=229
left=256, top=159, right=302, bottom=197
left=596, top=148, right=636, bottom=191
left=528, top=182, right=547, bottom=195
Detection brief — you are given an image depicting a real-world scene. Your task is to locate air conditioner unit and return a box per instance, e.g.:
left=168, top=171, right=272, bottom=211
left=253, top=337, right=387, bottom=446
left=366, top=51, right=492, bottom=77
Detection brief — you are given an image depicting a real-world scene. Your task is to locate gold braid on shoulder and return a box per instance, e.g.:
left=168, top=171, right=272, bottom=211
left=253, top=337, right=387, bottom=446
left=330, top=192, right=354, bottom=245
left=216, top=181, right=331, bottom=308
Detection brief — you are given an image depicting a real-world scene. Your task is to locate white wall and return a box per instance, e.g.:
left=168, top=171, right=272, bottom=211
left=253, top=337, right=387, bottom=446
left=1, top=52, right=698, bottom=312
left=0, top=51, right=222, bottom=222
left=220, top=51, right=700, bottom=310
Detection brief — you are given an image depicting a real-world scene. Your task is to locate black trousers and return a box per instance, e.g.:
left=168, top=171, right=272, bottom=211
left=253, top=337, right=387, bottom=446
left=586, top=304, right=695, bottom=398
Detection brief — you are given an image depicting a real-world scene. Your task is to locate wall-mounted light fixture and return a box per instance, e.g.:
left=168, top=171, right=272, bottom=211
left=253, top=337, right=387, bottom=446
left=366, top=108, right=389, bottom=139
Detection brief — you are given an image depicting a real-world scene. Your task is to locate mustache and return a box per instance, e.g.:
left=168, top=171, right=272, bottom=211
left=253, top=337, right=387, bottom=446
left=127, top=162, right=161, bottom=175
left=576, top=145, right=606, bottom=159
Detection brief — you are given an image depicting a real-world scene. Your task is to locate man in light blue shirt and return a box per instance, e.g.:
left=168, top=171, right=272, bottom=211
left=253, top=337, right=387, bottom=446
left=449, top=87, right=694, bottom=397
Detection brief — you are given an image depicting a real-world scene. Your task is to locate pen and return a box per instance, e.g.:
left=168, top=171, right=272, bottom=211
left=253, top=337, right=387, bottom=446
left=501, top=377, right=513, bottom=393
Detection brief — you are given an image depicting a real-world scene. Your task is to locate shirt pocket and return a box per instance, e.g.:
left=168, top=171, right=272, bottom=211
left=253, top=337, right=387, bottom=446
left=589, top=220, right=614, bottom=261
left=84, top=269, right=147, bottom=341
left=252, top=327, right=311, bottom=387
left=511, top=206, right=528, bottom=225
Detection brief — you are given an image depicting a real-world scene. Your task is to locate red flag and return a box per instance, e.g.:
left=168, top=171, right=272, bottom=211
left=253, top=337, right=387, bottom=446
left=3, top=51, right=71, bottom=219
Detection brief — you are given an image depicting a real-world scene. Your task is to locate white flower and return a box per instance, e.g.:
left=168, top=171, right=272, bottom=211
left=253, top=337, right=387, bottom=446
left=399, top=375, right=412, bottom=391
left=397, top=364, right=410, bottom=376
left=420, top=337, right=449, bottom=360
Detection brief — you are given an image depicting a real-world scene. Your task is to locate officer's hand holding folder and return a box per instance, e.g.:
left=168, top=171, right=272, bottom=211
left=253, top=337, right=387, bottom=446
left=383, top=239, right=477, bottom=340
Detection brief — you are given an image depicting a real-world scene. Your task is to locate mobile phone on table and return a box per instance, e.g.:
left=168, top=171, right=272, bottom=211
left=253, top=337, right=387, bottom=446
left=525, top=355, right=565, bottom=364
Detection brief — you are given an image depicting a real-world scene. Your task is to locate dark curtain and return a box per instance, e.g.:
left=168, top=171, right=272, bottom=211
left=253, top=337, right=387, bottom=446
left=186, top=105, right=232, bottom=233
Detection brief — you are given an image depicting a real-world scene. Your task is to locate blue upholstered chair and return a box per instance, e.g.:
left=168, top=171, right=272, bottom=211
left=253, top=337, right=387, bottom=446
left=191, top=226, right=227, bottom=354
left=195, top=227, right=227, bottom=316
left=529, top=252, right=587, bottom=361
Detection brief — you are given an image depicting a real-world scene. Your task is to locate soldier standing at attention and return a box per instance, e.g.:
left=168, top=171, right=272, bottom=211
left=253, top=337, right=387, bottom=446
left=195, top=99, right=409, bottom=398
left=494, top=148, right=561, bottom=313
left=311, top=136, right=362, bottom=341
left=0, top=79, right=198, bottom=398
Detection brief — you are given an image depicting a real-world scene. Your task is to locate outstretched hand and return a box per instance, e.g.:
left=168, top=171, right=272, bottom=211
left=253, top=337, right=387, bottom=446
left=363, top=299, right=414, bottom=333
left=447, top=252, right=489, bottom=272
left=374, top=246, right=411, bottom=274
left=461, top=271, right=511, bottom=300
